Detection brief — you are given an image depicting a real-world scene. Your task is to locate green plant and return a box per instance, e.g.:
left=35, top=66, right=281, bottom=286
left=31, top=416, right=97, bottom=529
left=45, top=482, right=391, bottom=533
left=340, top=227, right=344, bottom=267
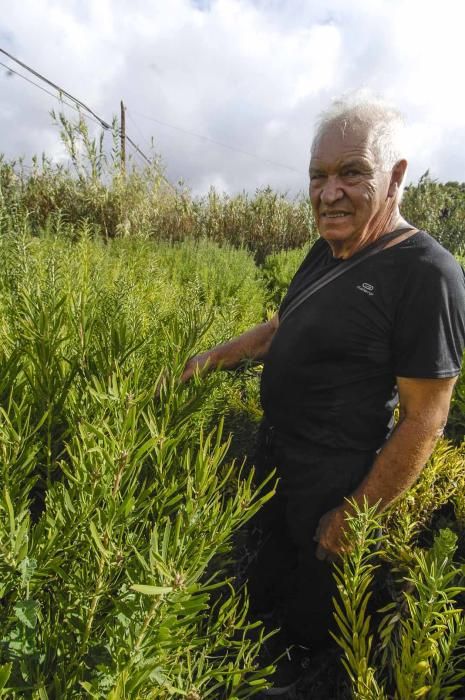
left=332, top=500, right=465, bottom=700
left=332, top=500, right=388, bottom=700
left=447, top=353, right=465, bottom=444
left=382, top=440, right=465, bottom=561
left=381, top=528, right=465, bottom=699
left=261, top=246, right=308, bottom=307
left=401, top=174, right=465, bottom=256
left=0, top=227, right=275, bottom=697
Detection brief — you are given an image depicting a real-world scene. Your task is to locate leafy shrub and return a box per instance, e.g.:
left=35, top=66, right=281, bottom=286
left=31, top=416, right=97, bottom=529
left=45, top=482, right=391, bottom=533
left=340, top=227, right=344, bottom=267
left=333, top=500, right=465, bottom=700
left=383, top=440, right=465, bottom=559
left=3, top=143, right=465, bottom=262
left=0, top=228, right=276, bottom=698
left=261, top=246, right=308, bottom=307
left=0, top=152, right=316, bottom=263
left=401, top=174, right=465, bottom=256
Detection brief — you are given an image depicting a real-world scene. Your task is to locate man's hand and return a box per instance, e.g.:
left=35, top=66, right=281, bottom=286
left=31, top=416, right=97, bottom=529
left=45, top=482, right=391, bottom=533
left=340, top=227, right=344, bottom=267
left=180, top=352, right=215, bottom=383
left=314, top=505, right=351, bottom=562
left=154, top=353, right=214, bottom=398
left=180, top=316, right=279, bottom=384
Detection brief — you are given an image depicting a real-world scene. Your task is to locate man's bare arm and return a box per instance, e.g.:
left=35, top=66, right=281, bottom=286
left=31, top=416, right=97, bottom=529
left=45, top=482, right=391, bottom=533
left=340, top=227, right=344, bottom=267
left=315, top=375, right=457, bottom=559
left=181, top=314, right=279, bottom=382
left=350, top=375, right=457, bottom=509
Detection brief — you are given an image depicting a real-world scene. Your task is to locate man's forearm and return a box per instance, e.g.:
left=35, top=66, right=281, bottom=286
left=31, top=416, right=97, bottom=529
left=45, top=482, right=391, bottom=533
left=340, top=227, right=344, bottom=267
left=211, top=318, right=278, bottom=368
left=349, top=416, right=444, bottom=513
left=314, top=416, right=445, bottom=561
left=315, top=377, right=456, bottom=560
left=182, top=316, right=278, bottom=381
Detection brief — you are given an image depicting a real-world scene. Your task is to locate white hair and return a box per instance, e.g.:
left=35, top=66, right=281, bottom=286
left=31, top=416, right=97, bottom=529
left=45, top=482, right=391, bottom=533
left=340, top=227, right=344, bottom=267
left=311, top=90, right=408, bottom=186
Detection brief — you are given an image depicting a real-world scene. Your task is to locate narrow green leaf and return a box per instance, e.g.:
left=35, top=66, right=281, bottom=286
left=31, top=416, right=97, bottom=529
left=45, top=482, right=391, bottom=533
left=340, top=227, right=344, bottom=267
left=131, top=584, right=173, bottom=596
left=0, top=663, right=12, bottom=690
left=89, top=521, right=109, bottom=558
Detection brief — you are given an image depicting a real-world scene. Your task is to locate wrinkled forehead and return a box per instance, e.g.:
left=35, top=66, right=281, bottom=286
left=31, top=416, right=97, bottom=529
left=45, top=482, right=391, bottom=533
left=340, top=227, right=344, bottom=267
left=311, top=119, right=377, bottom=165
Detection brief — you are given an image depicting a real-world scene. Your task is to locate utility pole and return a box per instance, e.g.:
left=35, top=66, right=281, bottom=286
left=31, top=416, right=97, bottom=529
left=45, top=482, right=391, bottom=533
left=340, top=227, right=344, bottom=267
left=120, top=100, right=126, bottom=175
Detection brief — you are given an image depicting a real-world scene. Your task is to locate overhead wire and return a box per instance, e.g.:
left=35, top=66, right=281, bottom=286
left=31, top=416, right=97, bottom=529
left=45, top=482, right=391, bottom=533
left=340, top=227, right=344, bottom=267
left=0, top=46, right=111, bottom=129
left=125, top=135, right=151, bottom=166
left=0, top=58, right=120, bottom=175
left=1, top=45, right=300, bottom=183
left=0, top=60, right=104, bottom=129
left=0, top=45, right=158, bottom=175
left=131, top=109, right=302, bottom=174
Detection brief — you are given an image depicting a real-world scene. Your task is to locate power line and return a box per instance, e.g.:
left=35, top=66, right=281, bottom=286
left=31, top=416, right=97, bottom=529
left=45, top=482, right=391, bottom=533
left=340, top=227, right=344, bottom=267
left=125, top=134, right=151, bottom=166
left=0, top=46, right=159, bottom=175
left=0, top=62, right=148, bottom=172
left=0, top=60, right=103, bottom=129
left=0, top=46, right=111, bottom=129
left=132, top=109, right=302, bottom=174
left=0, top=45, right=299, bottom=184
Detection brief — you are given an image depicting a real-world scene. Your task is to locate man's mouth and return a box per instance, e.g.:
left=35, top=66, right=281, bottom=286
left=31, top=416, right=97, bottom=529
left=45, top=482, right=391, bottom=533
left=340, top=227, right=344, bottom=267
left=321, top=212, right=351, bottom=218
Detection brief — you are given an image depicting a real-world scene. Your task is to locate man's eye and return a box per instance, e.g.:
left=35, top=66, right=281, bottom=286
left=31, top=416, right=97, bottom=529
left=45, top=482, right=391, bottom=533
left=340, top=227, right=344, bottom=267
left=344, top=170, right=360, bottom=177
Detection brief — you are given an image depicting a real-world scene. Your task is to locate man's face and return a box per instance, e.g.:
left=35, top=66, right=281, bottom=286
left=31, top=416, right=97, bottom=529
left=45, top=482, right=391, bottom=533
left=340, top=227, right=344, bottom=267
left=309, top=122, right=394, bottom=253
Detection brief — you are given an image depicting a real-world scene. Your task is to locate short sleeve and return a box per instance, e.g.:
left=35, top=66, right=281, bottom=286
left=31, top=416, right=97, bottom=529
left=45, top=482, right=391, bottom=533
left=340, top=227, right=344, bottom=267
left=393, top=257, right=465, bottom=378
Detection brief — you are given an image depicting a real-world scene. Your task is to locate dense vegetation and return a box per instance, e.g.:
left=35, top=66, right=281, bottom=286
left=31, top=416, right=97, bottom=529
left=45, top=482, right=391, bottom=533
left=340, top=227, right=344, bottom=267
left=0, top=118, right=464, bottom=698
left=1, top=113, right=464, bottom=261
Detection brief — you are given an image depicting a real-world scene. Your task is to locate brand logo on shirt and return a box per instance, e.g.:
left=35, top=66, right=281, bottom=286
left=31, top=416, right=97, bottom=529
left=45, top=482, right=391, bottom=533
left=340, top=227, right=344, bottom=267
left=356, top=282, right=375, bottom=296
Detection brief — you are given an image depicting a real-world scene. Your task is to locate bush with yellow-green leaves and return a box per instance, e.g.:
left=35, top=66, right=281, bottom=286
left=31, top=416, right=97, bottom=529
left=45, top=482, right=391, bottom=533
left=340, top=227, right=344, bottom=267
left=0, top=223, right=276, bottom=698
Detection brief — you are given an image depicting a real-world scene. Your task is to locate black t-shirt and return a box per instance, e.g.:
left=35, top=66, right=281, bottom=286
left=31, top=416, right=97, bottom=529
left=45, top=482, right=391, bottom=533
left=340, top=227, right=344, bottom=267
left=260, top=230, right=465, bottom=451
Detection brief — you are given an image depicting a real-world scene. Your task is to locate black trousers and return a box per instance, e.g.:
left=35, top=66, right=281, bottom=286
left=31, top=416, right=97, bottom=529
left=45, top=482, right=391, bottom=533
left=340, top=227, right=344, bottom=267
left=247, top=420, right=376, bottom=651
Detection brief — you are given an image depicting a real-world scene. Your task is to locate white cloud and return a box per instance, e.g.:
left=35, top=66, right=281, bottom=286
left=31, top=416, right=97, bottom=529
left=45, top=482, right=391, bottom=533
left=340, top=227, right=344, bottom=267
left=1, top=0, right=465, bottom=195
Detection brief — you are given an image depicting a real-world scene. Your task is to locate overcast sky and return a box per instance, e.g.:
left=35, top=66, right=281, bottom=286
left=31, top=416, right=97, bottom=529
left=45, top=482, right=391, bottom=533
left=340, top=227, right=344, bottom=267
left=1, top=0, right=465, bottom=197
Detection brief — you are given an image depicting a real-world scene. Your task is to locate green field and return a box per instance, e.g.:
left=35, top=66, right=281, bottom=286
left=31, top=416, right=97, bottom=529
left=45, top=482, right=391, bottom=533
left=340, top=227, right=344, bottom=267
left=0, top=146, right=465, bottom=698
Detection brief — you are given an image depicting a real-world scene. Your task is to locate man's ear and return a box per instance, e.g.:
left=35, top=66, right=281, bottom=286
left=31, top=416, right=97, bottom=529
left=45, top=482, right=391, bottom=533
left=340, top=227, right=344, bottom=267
left=388, top=159, right=408, bottom=197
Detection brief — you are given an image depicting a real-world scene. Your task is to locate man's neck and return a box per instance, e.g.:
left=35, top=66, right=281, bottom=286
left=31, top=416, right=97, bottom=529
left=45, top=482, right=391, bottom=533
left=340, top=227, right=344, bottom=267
left=328, top=212, right=410, bottom=260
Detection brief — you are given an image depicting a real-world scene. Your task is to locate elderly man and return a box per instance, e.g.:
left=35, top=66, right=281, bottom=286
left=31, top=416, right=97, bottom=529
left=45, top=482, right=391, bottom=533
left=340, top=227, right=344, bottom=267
left=181, top=93, right=465, bottom=693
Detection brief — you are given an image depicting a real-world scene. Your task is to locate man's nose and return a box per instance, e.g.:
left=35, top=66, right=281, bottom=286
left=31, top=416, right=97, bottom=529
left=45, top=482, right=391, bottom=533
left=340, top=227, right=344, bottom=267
left=320, top=176, right=344, bottom=204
